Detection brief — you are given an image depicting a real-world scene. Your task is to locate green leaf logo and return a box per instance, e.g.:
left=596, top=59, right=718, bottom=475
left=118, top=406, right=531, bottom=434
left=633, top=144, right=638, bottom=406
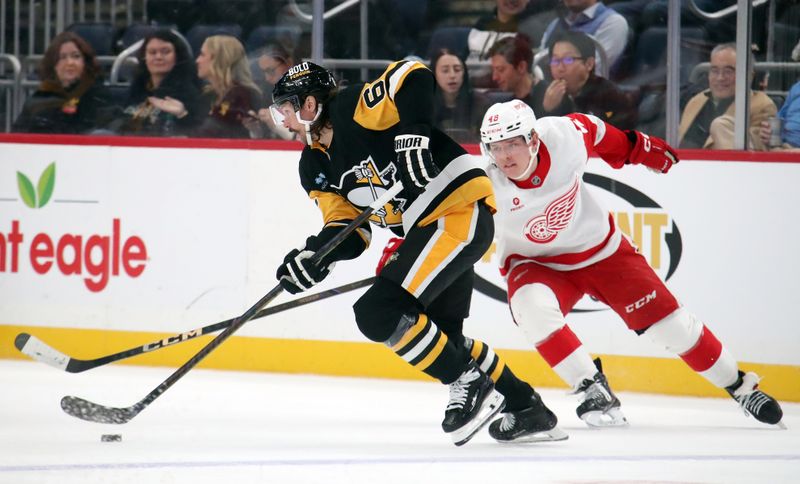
left=37, top=162, right=56, bottom=207
left=17, top=172, right=36, bottom=208
left=17, top=162, right=56, bottom=209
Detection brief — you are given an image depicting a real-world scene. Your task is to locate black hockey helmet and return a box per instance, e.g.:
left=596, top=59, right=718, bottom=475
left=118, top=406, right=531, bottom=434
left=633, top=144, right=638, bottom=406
left=271, top=61, right=337, bottom=111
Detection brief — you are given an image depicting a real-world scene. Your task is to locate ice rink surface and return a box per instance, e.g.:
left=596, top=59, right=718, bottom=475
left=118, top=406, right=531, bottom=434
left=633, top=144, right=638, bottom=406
left=1, top=359, right=797, bottom=484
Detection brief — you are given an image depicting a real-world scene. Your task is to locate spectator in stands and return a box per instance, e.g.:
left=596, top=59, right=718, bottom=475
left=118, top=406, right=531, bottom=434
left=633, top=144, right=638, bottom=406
left=247, top=43, right=296, bottom=140
left=258, top=44, right=295, bottom=91
left=111, top=29, right=203, bottom=136
left=678, top=43, right=777, bottom=150
left=431, top=48, right=476, bottom=143
left=193, top=35, right=262, bottom=138
left=468, top=0, right=534, bottom=87
left=534, top=31, right=637, bottom=129
left=13, top=32, right=112, bottom=134
left=471, top=0, right=531, bottom=56
left=487, top=35, right=547, bottom=113
left=540, top=0, right=629, bottom=73
left=758, top=80, right=800, bottom=151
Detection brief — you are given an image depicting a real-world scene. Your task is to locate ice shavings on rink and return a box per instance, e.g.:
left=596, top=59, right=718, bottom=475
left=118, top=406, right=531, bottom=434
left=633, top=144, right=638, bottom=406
left=1, top=360, right=798, bottom=484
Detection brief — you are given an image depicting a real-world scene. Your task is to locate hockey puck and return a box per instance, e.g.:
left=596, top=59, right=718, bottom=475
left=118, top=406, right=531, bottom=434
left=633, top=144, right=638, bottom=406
left=101, top=434, right=122, bottom=442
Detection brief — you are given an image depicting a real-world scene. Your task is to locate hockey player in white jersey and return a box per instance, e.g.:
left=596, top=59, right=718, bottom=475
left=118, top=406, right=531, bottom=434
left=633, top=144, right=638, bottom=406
left=479, top=100, right=784, bottom=440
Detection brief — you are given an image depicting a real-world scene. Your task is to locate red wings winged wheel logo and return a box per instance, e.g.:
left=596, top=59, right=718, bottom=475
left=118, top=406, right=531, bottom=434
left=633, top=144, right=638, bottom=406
left=523, top=178, right=580, bottom=243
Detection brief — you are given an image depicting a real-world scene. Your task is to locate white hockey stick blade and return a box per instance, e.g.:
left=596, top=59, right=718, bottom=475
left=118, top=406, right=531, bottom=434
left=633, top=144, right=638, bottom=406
left=14, top=333, right=71, bottom=371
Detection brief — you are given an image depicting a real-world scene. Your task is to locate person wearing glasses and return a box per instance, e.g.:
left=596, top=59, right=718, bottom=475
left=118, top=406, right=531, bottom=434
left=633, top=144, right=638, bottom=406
left=535, top=31, right=636, bottom=129
left=539, top=0, right=629, bottom=74
left=245, top=43, right=296, bottom=139
left=679, top=43, right=777, bottom=150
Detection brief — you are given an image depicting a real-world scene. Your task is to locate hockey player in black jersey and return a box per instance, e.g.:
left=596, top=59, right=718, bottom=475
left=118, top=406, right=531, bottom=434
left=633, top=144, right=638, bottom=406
left=270, top=60, right=567, bottom=445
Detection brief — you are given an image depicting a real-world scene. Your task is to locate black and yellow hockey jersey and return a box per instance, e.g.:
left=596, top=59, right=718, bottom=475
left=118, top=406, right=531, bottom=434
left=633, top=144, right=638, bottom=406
left=296, top=60, right=495, bottom=264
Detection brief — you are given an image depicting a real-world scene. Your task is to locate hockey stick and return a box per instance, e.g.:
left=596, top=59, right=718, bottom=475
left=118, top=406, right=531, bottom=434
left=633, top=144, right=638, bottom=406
left=15, top=277, right=376, bottom=373
left=60, top=182, right=403, bottom=424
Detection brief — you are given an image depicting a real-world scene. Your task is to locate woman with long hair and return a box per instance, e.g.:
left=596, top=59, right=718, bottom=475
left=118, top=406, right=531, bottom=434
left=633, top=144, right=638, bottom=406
left=13, top=31, right=112, bottom=134
left=196, top=35, right=262, bottom=138
left=150, top=35, right=261, bottom=138
left=431, top=48, right=476, bottom=143
left=114, top=29, right=203, bottom=136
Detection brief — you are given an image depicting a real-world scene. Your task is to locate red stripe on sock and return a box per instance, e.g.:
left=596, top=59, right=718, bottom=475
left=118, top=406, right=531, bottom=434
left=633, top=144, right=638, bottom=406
left=680, top=326, right=723, bottom=372
left=535, top=325, right=582, bottom=367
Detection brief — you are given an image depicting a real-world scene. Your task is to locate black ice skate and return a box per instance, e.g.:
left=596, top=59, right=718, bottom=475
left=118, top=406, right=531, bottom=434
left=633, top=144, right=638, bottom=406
left=574, top=358, right=628, bottom=428
left=488, top=392, right=569, bottom=443
left=726, top=371, right=785, bottom=427
left=441, top=362, right=505, bottom=446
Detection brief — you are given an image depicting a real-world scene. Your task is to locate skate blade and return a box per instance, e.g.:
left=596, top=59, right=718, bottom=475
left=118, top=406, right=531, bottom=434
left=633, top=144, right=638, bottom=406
left=582, top=407, right=629, bottom=428
left=450, top=390, right=505, bottom=446
left=498, top=426, right=570, bottom=444
left=775, top=421, right=788, bottom=430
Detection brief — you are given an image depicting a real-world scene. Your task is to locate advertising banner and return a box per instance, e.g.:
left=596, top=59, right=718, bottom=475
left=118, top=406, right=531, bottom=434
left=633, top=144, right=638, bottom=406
left=2, top=141, right=799, bottom=369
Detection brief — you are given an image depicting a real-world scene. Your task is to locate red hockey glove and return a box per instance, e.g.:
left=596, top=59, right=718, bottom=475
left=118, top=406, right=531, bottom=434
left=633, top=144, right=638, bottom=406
left=376, top=237, right=404, bottom=275
left=625, top=130, right=679, bottom=174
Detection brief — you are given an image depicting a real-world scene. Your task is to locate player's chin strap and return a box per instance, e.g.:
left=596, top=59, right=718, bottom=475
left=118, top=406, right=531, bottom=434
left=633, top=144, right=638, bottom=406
left=509, top=138, right=541, bottom=181
left=296, top=104, right=323, bottom=145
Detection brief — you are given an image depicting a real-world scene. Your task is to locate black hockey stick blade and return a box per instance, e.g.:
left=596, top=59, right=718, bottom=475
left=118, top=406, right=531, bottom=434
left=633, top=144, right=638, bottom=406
left=16, top=276, right=375, bottom=373
left=60, top=183, right=402, bottom=424
left=60, top=283, right=285, bottom=424
left=61, top=396, right=139, bottom=424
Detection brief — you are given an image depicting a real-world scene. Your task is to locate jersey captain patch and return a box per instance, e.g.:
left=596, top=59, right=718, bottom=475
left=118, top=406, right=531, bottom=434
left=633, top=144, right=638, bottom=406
left=331, top=156, right=407, bottom=228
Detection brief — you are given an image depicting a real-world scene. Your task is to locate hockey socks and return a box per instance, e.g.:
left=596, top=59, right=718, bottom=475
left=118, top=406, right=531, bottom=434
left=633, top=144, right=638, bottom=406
left=390, top=314, right=468, bottom=383
left=466, top=337, right=535, bottom=412
left=535, top=324, right=598, bottom=388
left=677, top=325, right=740, bottom=388
left=644, top=310, right=738, bottom=388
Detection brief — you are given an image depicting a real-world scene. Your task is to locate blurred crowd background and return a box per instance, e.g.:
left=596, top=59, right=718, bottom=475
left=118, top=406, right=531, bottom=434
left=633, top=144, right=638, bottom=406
left=0, top=0, right=798, bottom=150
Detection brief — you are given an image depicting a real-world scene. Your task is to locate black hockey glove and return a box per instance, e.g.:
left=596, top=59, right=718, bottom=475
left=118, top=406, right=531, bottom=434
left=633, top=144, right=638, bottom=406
left=394, top=132, right=439, bottom=192
left=276, top=247, right=335, bottom=294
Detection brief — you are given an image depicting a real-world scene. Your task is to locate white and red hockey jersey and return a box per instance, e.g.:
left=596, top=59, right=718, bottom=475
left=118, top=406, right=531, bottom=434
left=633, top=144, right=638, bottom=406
left=488, top=113, right=636, bottom=275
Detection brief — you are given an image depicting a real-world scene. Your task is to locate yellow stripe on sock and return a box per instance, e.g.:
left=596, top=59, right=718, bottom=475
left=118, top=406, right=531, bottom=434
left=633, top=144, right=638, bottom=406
left=415, top=331, right=449, bottom=371
left=470, top=340, right=484, bottom=361
left=391, top=314, right=428, bottom=352
left=490, top=360, right=506, bottom=382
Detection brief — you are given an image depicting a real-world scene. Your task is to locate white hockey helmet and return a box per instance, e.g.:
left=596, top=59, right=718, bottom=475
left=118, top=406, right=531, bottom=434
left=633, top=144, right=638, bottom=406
left=479, top=100, right=537, bottom=157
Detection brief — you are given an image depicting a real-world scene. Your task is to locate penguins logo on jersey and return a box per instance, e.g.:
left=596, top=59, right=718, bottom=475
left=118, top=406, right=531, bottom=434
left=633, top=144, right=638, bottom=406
left=332, top=157, right=407, bottom=228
